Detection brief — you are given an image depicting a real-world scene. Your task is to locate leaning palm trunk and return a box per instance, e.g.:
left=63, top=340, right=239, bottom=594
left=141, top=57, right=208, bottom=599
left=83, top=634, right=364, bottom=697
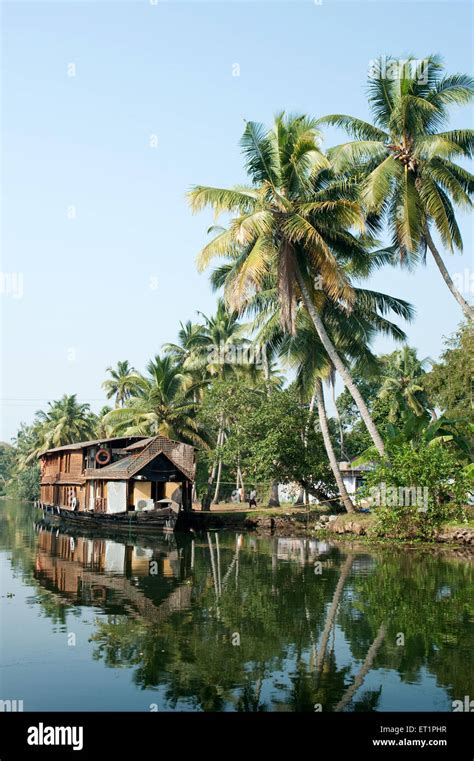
left=424, top=226, right=474, bottom=322
left=295, top=267, right=386, bottom=457
left=315, top=379, right=355, bottom=513
left=334, top=623, right=386, bottom=712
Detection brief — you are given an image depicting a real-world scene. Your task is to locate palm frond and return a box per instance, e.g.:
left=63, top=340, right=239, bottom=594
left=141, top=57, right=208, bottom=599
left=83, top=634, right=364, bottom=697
left=240, top=120, right=279, bottom=186
left=188, top=185, right=258, bottom=216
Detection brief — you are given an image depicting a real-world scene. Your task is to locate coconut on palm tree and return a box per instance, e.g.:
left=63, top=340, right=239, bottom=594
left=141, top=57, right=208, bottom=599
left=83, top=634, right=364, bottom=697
left=318, top=55, right=474, bottom=321
left=189, top=113, right=388, bottom=456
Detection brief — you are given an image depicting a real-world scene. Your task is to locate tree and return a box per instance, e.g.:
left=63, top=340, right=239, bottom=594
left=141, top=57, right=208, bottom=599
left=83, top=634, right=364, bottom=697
left=102, top=360, right=137, bottom=407
left=375, top=410, right=472, bottom=461
left=189, top=113, right=388, bottom=455
left=95, top=405, right=113, bottom=438
left=361, top=441, right=470, bottom=538
left=336, top=346, right=436, bottom=458
left=196, top=300, right=258, bottom=502
left=208, top=383, right=337, bottom=502
left=14, top=462, right=41, bottom=501
left=319, top=55, right=474, bottom=321
left=103, top=354, right=209, bottom=448
left=197, top=299, right=253, bottom=381
left=379, top=346, right=433, bottom=420
left=425, top=322, right=473, bottom=418
left=34, top=395, right=97, bottom=453
left=241, top=271, right=413, bottom=510
left=0, top=443, right=15, bottom=496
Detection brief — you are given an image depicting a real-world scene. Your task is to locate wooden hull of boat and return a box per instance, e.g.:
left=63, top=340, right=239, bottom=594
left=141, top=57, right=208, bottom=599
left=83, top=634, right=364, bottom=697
left=37, top=504, right=178, bottom=533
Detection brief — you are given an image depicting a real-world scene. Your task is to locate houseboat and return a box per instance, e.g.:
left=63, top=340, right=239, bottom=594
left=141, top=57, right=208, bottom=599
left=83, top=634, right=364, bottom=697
left=36, top=435, right=195, bottom=533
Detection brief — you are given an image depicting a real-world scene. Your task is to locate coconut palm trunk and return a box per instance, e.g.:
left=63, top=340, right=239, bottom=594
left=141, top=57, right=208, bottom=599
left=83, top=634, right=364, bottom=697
left=212, top=426, right=225, bottom=503
left=261, top=342, right=280, bottom=506
left=213, top=452, right=223, bottom=503
left=424, top=226, right=474, bottom=322
left=295, top=267, right=385, bottom=457
left=330, top=374, right=346, bottom=460
left=206, top=411, right=225, bottom=506
left=268, top=482, right=280, bottom=507
left=315, top=379, right=355, bottom=513
left=296, top=385, right=319, bottom=505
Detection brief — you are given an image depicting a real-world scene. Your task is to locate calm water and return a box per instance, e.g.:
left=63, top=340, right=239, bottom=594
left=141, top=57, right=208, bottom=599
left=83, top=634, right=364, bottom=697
left=1, top=499, right=473, bottom=712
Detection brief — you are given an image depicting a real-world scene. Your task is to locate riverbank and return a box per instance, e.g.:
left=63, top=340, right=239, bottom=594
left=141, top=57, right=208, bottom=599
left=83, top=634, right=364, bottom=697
left=11, top=499, right=474, bottom=547
left=183, top=504, right=474, bottom=546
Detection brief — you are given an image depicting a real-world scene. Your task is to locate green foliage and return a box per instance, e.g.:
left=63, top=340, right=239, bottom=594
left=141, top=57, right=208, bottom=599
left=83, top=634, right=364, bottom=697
left=425, top=323, right=473, bottom=419
left=319, top=55, right=474, bottom=260
left=362, top=442, right=470, bottom=539
left=9, top=79, right=473, bottom=513
left=8, top=462, right=40, bottom=501
left=103, top=354, right=210, bottom=447
left=199, top=380, right=336, bottom=499
left=379, top=346, right=433, bottom=419
left=237, top=387, right=336, bottom=497
left=335, top=347, right=435, bottom=459
left=102, top=360, right=137, bottom=407
left=0, top=444, right=15, bottom=496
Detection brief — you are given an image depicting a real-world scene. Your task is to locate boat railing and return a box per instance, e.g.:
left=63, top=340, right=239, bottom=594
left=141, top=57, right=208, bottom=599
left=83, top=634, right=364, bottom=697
left=95, top=497, right=107, bottom=513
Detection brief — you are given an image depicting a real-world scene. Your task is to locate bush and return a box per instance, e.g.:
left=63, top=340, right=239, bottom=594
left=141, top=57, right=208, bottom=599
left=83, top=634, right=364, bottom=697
left=7, top=463, right=40, bottom=502
left=361, top=443, right=470, bottom=539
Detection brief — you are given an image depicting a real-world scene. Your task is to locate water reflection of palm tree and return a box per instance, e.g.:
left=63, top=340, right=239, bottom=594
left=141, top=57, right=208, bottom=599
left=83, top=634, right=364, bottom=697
left=334, top=623, right=386, bottom=712
left=207, top=532, right=243, bottom=602
left=315, top=554, right=354, bottom=676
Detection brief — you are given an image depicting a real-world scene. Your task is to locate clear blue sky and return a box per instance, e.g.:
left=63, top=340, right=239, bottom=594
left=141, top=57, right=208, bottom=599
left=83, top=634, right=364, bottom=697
left=1, top=0, right=473, bottom=441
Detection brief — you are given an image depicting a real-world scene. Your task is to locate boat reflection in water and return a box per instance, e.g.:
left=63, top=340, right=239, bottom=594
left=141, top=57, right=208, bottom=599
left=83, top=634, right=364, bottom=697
left=33, top=521, right=194, bottom=620
left=32, top=525, right=338, bottom=613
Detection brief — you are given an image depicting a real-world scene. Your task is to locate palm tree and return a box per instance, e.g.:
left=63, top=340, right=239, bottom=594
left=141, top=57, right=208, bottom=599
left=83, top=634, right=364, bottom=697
left=198, top=299, right=251, bottom=380
left=379, top=346, right=433, bottom=420
left=163, top=320, right=210, bottom=405
left=103, top=354, right=209, bottom=448
left=318, top=55, right=474, bottom=321
left=102, top=360, right=137, bottom=407
left=189, top=113, right=387, bottom=456
left=197, top=300, right=255, bottom=503
left=36, top=394, right=96, bottom=451
left=245, top=277, right=413, bottom=512
left=95, top=405, right=113, bottom=438
left=206, top=274, right=284, bottom=504
left=163, top=320, right=206, bottom=367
